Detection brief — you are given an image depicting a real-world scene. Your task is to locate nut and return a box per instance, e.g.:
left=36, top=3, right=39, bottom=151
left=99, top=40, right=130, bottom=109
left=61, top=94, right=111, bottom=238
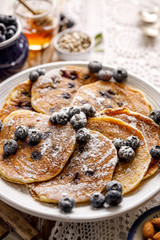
left=152, top=218, right=160, bottom=228
left=153, top=231, right=160, bottom=240
left=143, top=221, right=155, bottom=239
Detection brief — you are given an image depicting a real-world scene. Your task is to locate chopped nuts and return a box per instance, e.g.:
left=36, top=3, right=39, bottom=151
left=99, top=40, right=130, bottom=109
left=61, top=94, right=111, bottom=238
left=57, top=31, right=91, bottom=53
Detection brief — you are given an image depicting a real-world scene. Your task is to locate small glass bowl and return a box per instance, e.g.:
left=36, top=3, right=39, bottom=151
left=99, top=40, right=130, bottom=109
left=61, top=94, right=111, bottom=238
left=0, top=20, right=29, bottom=81
left=54, top=29, right=94, bottom=61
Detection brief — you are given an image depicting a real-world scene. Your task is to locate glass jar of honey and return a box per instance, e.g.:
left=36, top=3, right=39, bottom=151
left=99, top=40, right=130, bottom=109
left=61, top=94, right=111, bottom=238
left=14, top=0, right=59, bottom=50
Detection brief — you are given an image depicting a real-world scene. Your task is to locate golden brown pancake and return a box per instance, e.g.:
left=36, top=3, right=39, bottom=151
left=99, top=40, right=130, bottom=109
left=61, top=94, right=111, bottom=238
left=31, top=66, right=97, bottom=115
left=28, top=130, right=118, bottom=203
left=86, top=116, right=151, bottom=195
left=0, top=80, right=33, bottom=122
left=71, top=81, right=151, bottom=116
left=98, top=107, right=160, bottom=179
left=0, top=110, right=76, bottom=184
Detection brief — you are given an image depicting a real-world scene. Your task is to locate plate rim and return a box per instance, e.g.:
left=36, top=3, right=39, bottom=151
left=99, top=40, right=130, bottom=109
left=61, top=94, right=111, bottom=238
left=0, top=61, right=160, bottom=222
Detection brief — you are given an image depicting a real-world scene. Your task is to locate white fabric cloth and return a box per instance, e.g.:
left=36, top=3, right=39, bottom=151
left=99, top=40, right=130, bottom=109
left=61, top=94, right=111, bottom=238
left=49, top=0, right=160, bottom=239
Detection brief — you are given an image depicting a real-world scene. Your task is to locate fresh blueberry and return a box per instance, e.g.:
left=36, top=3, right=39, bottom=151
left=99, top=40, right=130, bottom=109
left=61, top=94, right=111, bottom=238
left=61, top=107, right=70, bottom=115
left=69, top=106, right=81, bottom=119
left=106, top=180, right=123, bottom=193
left=0, top=23, right=6, bottom=34
left=77, top=128, right=91, bottom=143
left=66, top=19, right=75, bottom=28
left=0, top=33, right=6, bottom=42
left=126, top=136, right=140, bottom=150
left=112, top=68, right=128, bottom=82
left=28, top=129, right=42, bottom=144
left=37, top=68, right=46, bottom=76
left=6, top=25, right=17, bottom=33
left=56, top=110, right=69, bottom=125
left=90, top=193, right=105, bottom=208
left=14, top=126, right=28, bottom=139
left=0, top=15, right=6, bottom=24
left=118, top=146, right=135, bottom=162
left=149, top=109, right=160, bottom=125
left=112, top=138, right=125, bottom=149
left=49, top=112, right=58, bottom=124
left=97, top=70, right=112, bottom=81
left=150, top=145, right=160, bottom=159
left=6, top=29, right=15, bottom=39
left=29, top=71, right=39, bottom=82
left=105, top=190, right=122, bottom=206
left=59, top=196, right=75, bottom=213
left=88, top=61, right=102, bottom=73
left=4, top=15, right=17, bottom=26
left=3, top=139, right=18, bottom=155
left=0, top=120, right=2, bottom=131
left=81, top=103, right=96, bottom=117
left=70, top=112, right=87, bottom=129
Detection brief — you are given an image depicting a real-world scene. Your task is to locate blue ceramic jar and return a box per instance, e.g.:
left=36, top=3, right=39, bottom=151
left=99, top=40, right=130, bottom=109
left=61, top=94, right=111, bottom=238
left=0, top=20, right=29, bottom=81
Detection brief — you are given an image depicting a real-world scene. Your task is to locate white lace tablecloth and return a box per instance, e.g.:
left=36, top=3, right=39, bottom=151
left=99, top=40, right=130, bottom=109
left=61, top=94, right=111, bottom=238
left=48, top=0, right=160, bottom=239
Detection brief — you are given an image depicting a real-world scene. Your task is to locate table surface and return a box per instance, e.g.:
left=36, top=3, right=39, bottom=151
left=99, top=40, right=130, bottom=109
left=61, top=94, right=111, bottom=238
left=1, top=0, right=160, bottom=239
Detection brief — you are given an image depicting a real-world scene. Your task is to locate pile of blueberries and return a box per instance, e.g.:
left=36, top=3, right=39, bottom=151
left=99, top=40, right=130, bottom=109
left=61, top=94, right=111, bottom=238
left=3, top=126, right=42, bottom=155
left=88, top=61, right=128, bottom=83
left=112, top=136, right=140, bottom=162
left=0, top=14, right=18, bottom=43
left=59, top=13, right=75, bottom=32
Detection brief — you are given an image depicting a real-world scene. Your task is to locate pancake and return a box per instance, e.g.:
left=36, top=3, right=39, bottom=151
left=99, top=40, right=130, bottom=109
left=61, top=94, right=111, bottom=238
left=31, top=66, right=97, bottom=115
left=28, top=130, right=118, bottom=203
left=71, top=80, right=151, bottom=116
left=98, top=107, right=160, bottom=179
left=0, top=80, right=33, bottom=122
left=86, top=116, right=151, bottom=195
left=0, top=110, right=76, bottom=183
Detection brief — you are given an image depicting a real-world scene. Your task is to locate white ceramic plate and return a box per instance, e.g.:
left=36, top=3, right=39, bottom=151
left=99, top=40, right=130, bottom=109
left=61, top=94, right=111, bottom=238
left=0, top=61, right=160, bottom=222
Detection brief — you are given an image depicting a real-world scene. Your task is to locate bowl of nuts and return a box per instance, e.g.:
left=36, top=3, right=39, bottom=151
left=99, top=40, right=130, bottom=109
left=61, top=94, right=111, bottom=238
left=127, top=205, right=160, bottom=240
left=54, top=29, right=94, bottom=60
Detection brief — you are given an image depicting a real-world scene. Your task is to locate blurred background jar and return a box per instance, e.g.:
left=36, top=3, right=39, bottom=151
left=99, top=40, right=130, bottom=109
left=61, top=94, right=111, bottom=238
left=14, top=0, right=59, bottom=50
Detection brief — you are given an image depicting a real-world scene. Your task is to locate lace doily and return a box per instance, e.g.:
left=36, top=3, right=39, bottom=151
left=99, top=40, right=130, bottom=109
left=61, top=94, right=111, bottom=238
left=49, top=0, right=160, bottom=239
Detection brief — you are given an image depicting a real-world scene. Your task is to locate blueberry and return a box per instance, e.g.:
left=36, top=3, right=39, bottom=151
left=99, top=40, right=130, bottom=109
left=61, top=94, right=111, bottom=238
left=150, top=145, right=160, bottom=159
left=112, top=68, right=128, bottom=82
left=14, top=126, right=28, bottom=139
left=90, top=193, right=105, bottom=208
left=49, top=112, right=57, bottom=124
left=37, top=68, right=46, bottom=76
left=69, top=106, right=81, bottom=119
left=3, top=139, right=18, bottom=155
left=56, top=110, right=69, bottom=125
left=70, top=112, right=87, bottom=129
left=88, top=61, right=102, bottom=73
left=118, top=146, right=135, bottom=162
left=77, top=128, right=91, bottom=143
left=126, top=136, right=140, bottom=150
left=106, top=180, right=123, bottom=193
left=0, top=33, right=6, bottom=42
left=112, top=138, right=125, bottom=149
left=149, top=110, right=160, bottom=125
left=105, top=190, right=122, bottom=206
left=0, top=23, right=6, bottom=34
left=28, top=129, right=42, bottom=144
left=6, top=29, right=15, bottom=39
left=81, top=104, right=96, bottom=117
left=29, top=71, right=39, bottom=82
left=4, top=15, right=17, bottom=26
left=66, top=19, right=75, bottom=28
left=97, top=70, right=112, bottom=81
left=61, top=107, right=70, bottom=115
left=6, top=25, right=17, bottom=33
left=0, top=15, right=6, bottom=24
left=0, top=120, right=2, bottom=131
left=59, top=196, right=75, bottom=213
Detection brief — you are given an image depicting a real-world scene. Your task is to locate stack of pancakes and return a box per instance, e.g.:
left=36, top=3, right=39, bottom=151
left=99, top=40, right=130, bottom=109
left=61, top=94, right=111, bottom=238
left=0, top=66, right=159, bottom=204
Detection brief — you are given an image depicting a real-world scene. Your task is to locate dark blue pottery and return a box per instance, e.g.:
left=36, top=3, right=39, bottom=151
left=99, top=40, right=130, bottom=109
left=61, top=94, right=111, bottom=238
left=0, top=20, right=29, bottom=81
